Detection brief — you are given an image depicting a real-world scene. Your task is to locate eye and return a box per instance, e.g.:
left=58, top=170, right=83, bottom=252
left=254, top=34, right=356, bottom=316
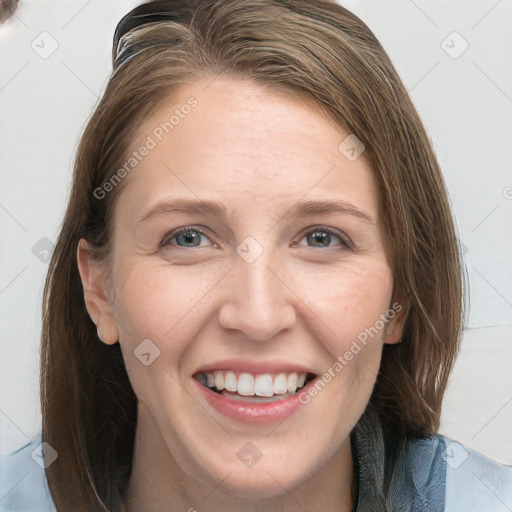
left=161, top=226, right=350, bottom=250
left=295, top=226, right=351, bottom=249
left=161, top=227, right=214, bottom=249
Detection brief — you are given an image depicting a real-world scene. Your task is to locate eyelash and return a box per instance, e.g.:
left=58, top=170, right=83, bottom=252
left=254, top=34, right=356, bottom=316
left=160, top=225, right=351, bottom=250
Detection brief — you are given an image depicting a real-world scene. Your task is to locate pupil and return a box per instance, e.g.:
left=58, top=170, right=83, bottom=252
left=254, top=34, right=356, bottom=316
left=178, top=232, right=199, bottom=247
left=308, top=231, right=329, bottom=247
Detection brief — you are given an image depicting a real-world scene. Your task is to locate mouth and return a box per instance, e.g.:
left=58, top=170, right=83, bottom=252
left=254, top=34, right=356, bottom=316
left=192, top=360, right=319, bottom=423
left=194, top=370, right=316, bottom=403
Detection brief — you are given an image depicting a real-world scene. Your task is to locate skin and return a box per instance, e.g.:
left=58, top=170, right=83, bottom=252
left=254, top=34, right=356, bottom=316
left=77, top=77, right=405, bottom=512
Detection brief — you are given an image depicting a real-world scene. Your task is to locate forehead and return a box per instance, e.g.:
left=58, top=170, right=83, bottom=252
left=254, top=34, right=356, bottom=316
left=116, top=77, right=381, bottom=225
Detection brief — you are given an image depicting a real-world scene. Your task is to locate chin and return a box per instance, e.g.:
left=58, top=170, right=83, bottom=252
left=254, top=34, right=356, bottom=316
left=207, top=469, right=304, bottom=500
left=183, top=456, right=311, bottom=501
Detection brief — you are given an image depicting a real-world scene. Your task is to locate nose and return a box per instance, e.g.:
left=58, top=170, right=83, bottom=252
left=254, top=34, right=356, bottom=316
left=217, top=246, right=297, bottom=342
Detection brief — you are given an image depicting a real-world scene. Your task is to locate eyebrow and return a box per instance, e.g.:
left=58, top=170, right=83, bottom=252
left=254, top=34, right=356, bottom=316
left=138, top=198, right=375, bottom=226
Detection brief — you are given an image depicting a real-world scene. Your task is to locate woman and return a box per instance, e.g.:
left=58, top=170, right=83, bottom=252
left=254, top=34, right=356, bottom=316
left=1, top=0, right=510, bottom=511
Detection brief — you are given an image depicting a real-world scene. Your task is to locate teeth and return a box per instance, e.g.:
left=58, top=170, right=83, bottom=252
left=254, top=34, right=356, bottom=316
left=214, top=371, right=225, bottom=391
left=237, top=373, right=255, bottom=396
left=287, top=373, right=298, bottom=394
left=198, top=370, right=310, bottom=397
left=254, top=374, right=274, bottom=397
left=274, top=373, right=288, bottom=395
left=197, top=373, right=208, bottom=387
left=224, top=371, right=237, bottom=392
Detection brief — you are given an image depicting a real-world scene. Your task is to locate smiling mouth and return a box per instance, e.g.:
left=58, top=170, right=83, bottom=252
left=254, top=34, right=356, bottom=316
left=194, top=370, right=316, bottom=402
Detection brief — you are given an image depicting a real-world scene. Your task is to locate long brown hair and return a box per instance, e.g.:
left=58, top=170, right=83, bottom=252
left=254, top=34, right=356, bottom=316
left=41, top=1, right=466, bottom=510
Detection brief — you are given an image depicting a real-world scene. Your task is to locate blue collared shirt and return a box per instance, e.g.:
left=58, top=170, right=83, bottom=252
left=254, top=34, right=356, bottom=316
left=1, top=432, right=511, bottom=511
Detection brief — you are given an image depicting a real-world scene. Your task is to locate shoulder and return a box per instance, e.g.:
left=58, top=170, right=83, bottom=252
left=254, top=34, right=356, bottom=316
left=399, top=434, right=512, bottom=512
left=0, top=433, right=56, bottom=512
left=389, top=433, right=448, bottom=511
left=442, top=434, right=512, bottom=512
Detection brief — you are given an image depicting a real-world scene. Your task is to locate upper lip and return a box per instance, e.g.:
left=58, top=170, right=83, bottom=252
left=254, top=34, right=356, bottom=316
left=193, top=359, right=316, bottom=376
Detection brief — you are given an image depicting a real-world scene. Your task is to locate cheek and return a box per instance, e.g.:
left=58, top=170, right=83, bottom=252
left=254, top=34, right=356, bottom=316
left=109, top=259, right=212, bottom=406
left=289, top=259, right=394, bottom=355
left=112, top=254, right=393, bottom=354
left=110, top=258, right=227, bottom=397
left=112, top=258, right=218, bottom=339
left=294, top=264, right=393, bottom=423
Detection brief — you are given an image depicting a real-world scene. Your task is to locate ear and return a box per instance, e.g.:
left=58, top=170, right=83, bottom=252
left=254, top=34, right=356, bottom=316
left=383, top=300, right=407, bottom=345
left=76, top=239, right=119, bottom=345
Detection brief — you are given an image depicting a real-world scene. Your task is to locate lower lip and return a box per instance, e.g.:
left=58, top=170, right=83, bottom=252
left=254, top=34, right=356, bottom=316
left=194, top=378, right=316, bottom=424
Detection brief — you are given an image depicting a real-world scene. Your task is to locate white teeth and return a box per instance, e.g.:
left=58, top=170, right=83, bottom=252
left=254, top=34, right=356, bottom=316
left=274, top=373, right=288, bottom=395
left=214, top=371, right=225, bottom=391
left=224, top=371, right=237, bottom=392
left=199, top=370, right=310, bottom=397
left=254, top=374, right=274, bottom=397
left=237, top=373, right=255, bottom=396
left=287, top=372, right=298, bottom=394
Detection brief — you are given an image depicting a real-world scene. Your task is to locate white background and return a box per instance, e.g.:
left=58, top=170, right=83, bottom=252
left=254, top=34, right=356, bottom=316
left=1, top=0, right=511, bottom=464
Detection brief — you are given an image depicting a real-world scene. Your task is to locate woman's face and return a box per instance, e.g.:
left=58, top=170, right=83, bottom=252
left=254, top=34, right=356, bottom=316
left=80, top=77, right=404, bottom=499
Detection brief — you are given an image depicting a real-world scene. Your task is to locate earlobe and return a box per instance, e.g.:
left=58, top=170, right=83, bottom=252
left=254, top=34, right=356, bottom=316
left=76, top=239, right=119, bottom=345
left=384, top=302, right=408, bottom=345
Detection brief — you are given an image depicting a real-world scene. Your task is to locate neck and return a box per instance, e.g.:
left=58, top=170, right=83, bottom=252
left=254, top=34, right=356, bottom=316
left=123, top=405, right=357, bottom=512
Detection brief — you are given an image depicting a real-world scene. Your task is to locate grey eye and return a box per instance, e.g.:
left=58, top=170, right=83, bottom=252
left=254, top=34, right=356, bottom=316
left=161, top=227, right=212, bottom=249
